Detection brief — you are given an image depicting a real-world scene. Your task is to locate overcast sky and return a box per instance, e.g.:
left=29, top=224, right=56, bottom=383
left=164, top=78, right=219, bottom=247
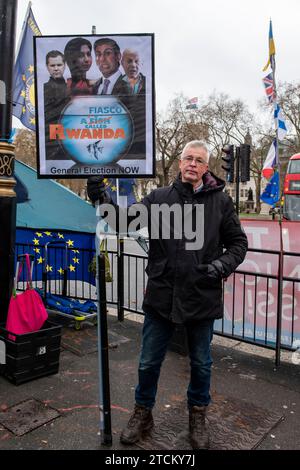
left=15, top=0, right=300, bottom=116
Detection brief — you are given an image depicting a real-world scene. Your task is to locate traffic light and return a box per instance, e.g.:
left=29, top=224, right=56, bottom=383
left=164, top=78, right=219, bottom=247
left=221, top=145, right=235, bottom=183
left=240, top=144, right=251, bottom=182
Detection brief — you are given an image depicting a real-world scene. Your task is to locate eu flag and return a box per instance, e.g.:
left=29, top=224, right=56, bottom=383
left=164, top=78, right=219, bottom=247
left=103, top=178, right=137, bottom=206
left=260, top=171, right=280, bottom=206
left=15, top=229, right=96, bottom=286
left=13, top=6, right=41, bottom=130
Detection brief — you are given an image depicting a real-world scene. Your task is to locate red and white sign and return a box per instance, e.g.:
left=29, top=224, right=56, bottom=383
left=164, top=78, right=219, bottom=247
left=216, top=220, right=300, bottom=347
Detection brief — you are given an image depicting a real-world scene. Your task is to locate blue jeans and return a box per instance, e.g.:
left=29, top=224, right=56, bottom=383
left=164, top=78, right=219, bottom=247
left=135, top=313, right=214, bottom=409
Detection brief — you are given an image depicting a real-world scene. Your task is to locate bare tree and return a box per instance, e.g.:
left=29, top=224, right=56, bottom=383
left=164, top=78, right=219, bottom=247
left=277, top=81, right=300, bottom=154
left=156, top=94, right=208, bottom=186
left=198, top=93, right=254, bottom=171
left=14, top=129, right=37, bottom=168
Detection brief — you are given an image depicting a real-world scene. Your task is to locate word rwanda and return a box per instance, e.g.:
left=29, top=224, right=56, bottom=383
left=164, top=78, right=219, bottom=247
left=49, top=125, right=126, bottom=140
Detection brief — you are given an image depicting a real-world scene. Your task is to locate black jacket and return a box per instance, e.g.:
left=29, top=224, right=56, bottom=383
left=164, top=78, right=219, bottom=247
left=44, top=78, right=69, bottom=161
left=140, top=173, right=248, bottom=324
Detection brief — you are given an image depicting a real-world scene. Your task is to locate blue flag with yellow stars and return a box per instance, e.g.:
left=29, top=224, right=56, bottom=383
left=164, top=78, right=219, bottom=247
left=15, top=229, right=96, bottom=286
left=103, top=178, right=137, bottom=206
left=260, top=171, right=280, bottom=207
left=13, top=7, right=41, bottom=130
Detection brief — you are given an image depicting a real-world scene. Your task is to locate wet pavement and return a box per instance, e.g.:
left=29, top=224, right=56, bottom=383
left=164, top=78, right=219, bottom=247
left=0, top=310, right=299, bottom=452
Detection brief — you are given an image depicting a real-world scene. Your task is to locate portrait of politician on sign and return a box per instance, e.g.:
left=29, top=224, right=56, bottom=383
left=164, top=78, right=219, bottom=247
left=34, top=34, right=154, bottom=178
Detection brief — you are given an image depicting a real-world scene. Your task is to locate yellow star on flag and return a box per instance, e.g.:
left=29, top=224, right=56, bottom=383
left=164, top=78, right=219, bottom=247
left=33, top=248, right=40, bottom=254
left=22, top=106, right=26, bottom=114
left=58, top=268, right=64, bottom=275
left=69, top=265, right=76, bottom=272
left=30, top=117, right=36, bottom=125
left=72, top=249, right=79, bottom=253
left=73, top=257, right=80, bottom=264
left=35, top=232, right=43, bottom=238
left=58, top=233, right=64, bottom=239
left=67, top=240, right=74, bottom=247
left=37, top=257, right=44, bottom=264
left=28, top=65, right=34, bottom=73
left=22, top=75, right=26, bottom=81
left=46, top=265, right=53, bottom=272
left=44, top=231, right=52, bottom=236
left=111, top=186, right=117, bottom=191
left=33, top=238, right=40, bottom=246
left=21, top=90, right=25, bottom=98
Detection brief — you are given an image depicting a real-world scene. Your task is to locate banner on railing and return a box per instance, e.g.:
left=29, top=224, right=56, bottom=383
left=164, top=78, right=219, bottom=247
left=215, top=220, right=300, bottom=348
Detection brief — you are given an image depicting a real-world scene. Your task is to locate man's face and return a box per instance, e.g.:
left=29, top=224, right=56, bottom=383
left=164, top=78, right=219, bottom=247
left=75, top=45, right=92, bottom=73
left=47, top=56, right=65, bottom=79
left=95, top=44, right=120, bottom=78
left=179, top=146, right=209, bottom=188
left=122, top=53, right=140, bottom=79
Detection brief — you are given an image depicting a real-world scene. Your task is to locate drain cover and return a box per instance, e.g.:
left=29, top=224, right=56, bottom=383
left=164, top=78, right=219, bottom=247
left=0, top=399, right=60, bottom=436
left=137, top=393, right=283, bottom=450
left=61, top=327, right=130, bottom=356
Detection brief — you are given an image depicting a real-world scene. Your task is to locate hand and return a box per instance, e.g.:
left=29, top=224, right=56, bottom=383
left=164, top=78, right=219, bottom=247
left=87, top=176, right=109, bottom=204
left=207, top=260, right=224, bottom=280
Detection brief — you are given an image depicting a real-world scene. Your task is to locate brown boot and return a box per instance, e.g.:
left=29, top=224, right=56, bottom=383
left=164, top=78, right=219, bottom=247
left=120, top=404, right=154, bottom=445
left=189, top=405, right=210, bottom=449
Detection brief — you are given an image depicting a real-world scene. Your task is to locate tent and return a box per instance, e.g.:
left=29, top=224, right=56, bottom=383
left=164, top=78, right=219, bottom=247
left=14, top=160, right=97, bottom=284
left=15, top=160, right=96, bottom=232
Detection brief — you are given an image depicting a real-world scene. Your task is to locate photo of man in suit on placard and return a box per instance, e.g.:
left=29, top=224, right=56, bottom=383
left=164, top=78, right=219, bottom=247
left=120, top=48, right=146, bottom=158
left=93, top=38, right=127, bottom=96
left=44, top=50, right=69, bottom=160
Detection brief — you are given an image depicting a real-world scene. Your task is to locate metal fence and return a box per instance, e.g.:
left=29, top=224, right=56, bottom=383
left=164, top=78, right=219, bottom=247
left=15, top=241, right=300, bottom=365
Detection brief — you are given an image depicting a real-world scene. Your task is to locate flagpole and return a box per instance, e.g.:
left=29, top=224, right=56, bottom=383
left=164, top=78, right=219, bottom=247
left=269, top=19, right=283, bottom=368
left=91, top=23, right=113, bottom=446
left=15, top=1, right=32, bottom=60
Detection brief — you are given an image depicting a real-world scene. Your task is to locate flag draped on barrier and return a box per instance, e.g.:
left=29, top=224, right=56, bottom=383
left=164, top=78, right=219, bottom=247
left=13, top=5, right=41, bottom=130
left=16, top=228, right=96, bottom=285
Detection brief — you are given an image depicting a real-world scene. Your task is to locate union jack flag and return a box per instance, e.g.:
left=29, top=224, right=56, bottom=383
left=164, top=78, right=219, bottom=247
left=262, top=73, right=276, bottom=103
left=186, top=96, right=198, bottom=110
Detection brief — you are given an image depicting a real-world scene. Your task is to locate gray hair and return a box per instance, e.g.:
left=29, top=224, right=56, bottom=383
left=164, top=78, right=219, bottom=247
left=181, top=140, right=210, bottom=162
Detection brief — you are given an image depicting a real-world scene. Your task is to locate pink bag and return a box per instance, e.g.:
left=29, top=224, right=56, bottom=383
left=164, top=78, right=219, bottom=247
left=5, top=254, right=48, bottom=340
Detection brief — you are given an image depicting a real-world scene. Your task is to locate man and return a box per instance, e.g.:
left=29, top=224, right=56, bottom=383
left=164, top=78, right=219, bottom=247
left=121, top=48, right=146, bottom=95
left=44, top=50, right=69, bottom=160
left=64, top=37, right=94, bottom=95
left=120, top=48, right=146, bottom=157
left=93, top=38, right=127, bottom=96
left=87, top=140, right=248, bottom=449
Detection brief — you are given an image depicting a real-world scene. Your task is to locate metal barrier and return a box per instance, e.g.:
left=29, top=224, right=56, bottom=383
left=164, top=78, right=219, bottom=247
left=15, top=241, right=300, bottom=365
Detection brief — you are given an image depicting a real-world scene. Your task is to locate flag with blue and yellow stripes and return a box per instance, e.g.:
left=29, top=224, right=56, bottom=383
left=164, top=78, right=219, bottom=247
left=263, top=19, right=276, bottom=72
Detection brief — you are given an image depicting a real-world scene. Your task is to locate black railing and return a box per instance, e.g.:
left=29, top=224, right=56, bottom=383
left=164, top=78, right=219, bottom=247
left=15, top=240, right=300, bottom=365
